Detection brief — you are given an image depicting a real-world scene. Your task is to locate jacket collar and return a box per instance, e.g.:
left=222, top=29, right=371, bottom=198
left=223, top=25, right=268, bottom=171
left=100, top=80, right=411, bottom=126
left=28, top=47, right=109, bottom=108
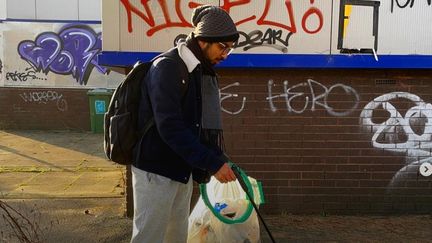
left=177, top=42, right=200, bottom=73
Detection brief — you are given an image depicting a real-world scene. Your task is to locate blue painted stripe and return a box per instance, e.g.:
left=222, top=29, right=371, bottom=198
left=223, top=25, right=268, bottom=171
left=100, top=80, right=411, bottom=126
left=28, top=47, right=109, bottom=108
left=0, top=18, right=101, bottom=24
left=98, top=51, right=432, bottom=69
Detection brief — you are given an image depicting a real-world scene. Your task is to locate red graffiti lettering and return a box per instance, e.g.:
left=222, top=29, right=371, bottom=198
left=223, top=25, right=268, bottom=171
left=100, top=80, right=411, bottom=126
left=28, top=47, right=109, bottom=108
left=120, top=0, right=155, bottom=33
left=121, top=0, right=325, bottom=36
left=147, top=0, right=192, bottom=36
left=121, top=0, right=192, bottom=37
left=302, top=7, right=323, bottom=34
left=188, top=1, right=202, bottom=9
left=220, top=0, right=256, bottom=25
left=257, top=0, right=297, bottom=33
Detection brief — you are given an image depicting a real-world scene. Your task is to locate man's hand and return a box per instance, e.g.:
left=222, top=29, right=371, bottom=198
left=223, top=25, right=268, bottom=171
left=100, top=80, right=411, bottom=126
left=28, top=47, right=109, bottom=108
left=214, top=163, right=236, bottom=183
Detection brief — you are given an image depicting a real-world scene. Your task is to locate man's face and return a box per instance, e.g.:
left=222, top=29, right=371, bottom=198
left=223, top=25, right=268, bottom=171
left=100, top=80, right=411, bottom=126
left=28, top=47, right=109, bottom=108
left=201, top=41, right=235, bottom=65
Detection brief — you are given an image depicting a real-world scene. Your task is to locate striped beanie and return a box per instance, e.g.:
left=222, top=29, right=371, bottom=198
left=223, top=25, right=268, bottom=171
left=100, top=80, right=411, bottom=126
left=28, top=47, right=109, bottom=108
left=191, top=5, right=239, bottom=43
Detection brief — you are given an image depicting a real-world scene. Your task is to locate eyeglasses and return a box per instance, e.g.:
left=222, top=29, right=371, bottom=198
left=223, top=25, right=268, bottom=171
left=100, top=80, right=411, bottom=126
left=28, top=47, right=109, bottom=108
left=218, top=42, right=235, bottom=56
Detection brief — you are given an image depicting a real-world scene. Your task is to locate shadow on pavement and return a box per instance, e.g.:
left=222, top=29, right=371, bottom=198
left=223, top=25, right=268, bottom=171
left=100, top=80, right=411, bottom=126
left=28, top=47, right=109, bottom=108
left=1, top=130, right=106, bottom=158
left=0, top=144, right=73, bottom=172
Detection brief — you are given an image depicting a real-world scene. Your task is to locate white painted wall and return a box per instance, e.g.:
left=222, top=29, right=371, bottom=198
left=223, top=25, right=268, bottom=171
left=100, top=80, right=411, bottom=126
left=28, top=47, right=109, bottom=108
left=36, top=0, right=79, bottom=20
left=103, top=0, right=432, bottom=55
left=4, top=0, right=100, bottom=21
left=101, top=0, right=119, bottom=51
left=78, top=0, right=101, bottom=21
left=0, top=0, right=7, bottom=20
left=6, top=0, right=36, bottom=19
left=331, top=0, right=432, bottom=55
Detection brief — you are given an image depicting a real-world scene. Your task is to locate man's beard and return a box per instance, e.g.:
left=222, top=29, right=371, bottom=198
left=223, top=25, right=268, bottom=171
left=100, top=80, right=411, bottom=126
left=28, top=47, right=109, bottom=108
left=203, top=44, right=216, bottom=65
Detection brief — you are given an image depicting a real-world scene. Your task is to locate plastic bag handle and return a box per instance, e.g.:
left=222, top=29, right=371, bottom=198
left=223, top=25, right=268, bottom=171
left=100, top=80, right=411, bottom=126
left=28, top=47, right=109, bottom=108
left=199, top=162, right=255, bottom=224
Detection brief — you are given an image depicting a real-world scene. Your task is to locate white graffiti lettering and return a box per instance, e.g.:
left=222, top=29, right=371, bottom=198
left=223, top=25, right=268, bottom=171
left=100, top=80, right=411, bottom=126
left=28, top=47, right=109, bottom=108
left=267, top=79, right=359, bottom=116
left=220, top=82, right=246, bottom=115
left=19, top=91, right=68, bottom=112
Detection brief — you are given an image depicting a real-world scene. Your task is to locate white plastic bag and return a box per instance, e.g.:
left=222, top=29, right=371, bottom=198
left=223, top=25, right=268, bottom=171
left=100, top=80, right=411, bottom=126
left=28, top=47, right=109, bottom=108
left=187, top=176, right=263, bottom=243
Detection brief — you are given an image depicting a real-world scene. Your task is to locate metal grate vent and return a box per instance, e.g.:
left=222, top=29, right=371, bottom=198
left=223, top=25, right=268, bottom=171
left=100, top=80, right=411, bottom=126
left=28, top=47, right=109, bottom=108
left=375, top=79, right=397, bottom=85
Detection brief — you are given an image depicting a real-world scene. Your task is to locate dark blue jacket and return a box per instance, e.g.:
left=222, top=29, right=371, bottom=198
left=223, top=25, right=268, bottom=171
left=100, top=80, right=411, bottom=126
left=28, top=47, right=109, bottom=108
left=133, top=47, right=226, bottom=184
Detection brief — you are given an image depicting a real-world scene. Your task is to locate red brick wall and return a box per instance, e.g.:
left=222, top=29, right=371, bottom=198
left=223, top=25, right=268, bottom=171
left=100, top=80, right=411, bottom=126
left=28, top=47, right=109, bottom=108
left=218, top=68, right=432, bottom=214
left=0, top=87, right=90, bottom=130
left=2, top=68, right=432, bottom=215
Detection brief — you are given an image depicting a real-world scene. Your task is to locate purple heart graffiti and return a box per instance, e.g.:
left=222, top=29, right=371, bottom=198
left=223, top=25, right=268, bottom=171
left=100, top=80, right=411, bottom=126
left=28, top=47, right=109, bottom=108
left=18, top=33, right=62, bottom=73
left=18, top=25, right=108, bottom=85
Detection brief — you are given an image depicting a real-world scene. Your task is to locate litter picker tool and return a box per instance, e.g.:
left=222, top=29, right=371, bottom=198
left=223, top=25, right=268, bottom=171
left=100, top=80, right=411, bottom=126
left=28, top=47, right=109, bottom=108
left=230, top=163, right=276, bottom=243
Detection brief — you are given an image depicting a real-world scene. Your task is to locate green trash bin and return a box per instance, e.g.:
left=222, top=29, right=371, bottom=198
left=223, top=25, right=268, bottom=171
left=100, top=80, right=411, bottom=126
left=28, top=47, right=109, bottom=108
left=87, top=89, right=113, bottom=133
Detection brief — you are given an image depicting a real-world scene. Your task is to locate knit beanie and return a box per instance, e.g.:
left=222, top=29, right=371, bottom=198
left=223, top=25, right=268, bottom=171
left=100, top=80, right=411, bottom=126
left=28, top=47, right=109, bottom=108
left=191, top=5, right=239, bottom=43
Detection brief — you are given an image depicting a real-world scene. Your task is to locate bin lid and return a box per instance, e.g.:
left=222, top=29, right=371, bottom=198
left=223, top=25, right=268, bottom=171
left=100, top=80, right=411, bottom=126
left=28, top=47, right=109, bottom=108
left=87, top=88, right=114, bottom=95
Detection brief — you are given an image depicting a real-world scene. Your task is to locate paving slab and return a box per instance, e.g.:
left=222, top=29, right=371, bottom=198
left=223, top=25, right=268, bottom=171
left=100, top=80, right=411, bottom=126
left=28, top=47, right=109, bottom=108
left=0, top=130, right=125, bottom=199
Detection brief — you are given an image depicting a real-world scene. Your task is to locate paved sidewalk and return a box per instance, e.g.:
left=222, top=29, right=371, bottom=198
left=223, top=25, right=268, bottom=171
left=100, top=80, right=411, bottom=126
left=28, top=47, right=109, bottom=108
left=0, top=130, right=124, bottom=199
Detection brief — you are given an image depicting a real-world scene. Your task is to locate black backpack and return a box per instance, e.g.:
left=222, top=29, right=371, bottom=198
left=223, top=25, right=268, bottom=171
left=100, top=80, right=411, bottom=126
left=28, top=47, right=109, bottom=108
left=104, top=50, right=189, bottom=165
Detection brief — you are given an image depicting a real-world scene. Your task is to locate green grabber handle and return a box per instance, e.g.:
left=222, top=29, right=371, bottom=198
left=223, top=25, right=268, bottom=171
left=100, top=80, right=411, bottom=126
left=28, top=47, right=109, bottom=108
left=199, top=162, right=255, bottom=224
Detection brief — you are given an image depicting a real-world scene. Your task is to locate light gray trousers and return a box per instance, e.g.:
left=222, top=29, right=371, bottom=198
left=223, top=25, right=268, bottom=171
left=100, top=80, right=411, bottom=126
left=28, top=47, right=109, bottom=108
left=131, top=166, right=193, bottom=243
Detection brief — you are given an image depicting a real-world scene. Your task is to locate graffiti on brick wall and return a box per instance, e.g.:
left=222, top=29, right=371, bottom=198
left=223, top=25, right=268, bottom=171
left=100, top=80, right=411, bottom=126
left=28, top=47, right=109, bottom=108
left=220, top=82, right=246, bottom=115
left=360, top=92, right=431, bottom=186
left=121, top=0, right=324, bottom=36
left=17, top=24, right=109, bottom=86
left=19, top=90, right=68, bottom=112
left=6, top=67, right=47, bottom=82
left=267, top=79, right=360, bottom=116
left=391, top=0, right=432, bottom=13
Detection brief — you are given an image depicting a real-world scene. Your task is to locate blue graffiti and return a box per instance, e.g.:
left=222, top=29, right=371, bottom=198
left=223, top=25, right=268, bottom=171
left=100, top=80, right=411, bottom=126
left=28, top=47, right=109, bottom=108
left=18, top=25, right=108, bottom=85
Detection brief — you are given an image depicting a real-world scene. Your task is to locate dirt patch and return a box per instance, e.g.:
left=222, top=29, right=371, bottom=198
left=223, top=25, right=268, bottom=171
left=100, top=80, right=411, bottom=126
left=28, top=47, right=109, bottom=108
left=1, top=198, right=130, bottom=243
